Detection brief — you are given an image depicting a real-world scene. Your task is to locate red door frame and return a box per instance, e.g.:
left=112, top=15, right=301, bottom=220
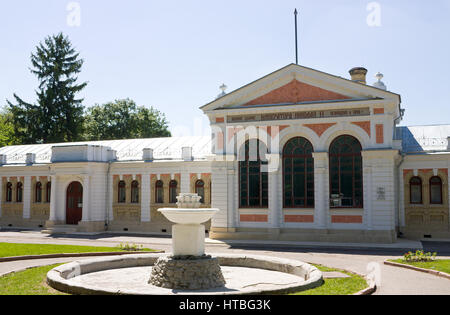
left=66, top=182, right=83, bottom=225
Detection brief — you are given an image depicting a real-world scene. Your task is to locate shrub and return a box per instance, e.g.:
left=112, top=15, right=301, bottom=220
left=403, top=250, right=437, bottom=262
left=117, top=242, right=144, bottom=252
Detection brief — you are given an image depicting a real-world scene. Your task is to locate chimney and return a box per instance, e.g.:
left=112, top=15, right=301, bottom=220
left=182, top=147, right=193, bottom=161
left=0, top=154, right=6, bottom=166
left=142, top=148, right=154, bottom=162
left=26, top=153, right=36, bottom=165
left=349, top=67, right=368, bottom=84
left=108, top=149, right=117, bottom=161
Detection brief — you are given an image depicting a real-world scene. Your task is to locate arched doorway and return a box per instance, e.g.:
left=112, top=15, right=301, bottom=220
left=66, top=182, right=83, bottom=225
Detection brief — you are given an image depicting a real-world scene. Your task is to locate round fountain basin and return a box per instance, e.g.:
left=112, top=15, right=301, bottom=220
left=46, top=253, right=324, bottom=295
left=158, top=208, right=219, bottom=225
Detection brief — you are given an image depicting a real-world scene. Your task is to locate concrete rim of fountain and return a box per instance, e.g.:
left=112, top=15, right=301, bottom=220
left=46, top=253, right=323, bottom=295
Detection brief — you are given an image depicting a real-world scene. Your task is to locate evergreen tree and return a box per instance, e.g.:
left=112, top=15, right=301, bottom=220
left=7, top=33, right=87, bottom=144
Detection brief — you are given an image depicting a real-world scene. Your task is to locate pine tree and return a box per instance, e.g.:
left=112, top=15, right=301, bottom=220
left=7, top=33, right=87, bottom=144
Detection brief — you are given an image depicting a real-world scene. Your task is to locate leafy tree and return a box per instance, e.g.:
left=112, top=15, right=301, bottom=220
left=84, top=99, right=171, bottom=141
left=7, top=33, right=87, bottom=144
left=0, top=108, right=17, bottom=147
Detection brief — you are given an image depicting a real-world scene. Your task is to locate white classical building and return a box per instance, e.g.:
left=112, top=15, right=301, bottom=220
left=1, top=64, right=449, bottom=243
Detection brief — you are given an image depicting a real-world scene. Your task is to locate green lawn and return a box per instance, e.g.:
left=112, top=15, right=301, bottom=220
left=291, top=265, right=368, bottom=295
left=0, top=243, right=155, bottom=258
left=389, top=259, right=450, bottom=274
left=0, top=262, right=369, bottom=295
left=0, top=264, right=66, bottom=295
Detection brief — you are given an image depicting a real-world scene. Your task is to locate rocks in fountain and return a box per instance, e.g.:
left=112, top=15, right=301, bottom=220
left=149, top=255, right=226, bottom=290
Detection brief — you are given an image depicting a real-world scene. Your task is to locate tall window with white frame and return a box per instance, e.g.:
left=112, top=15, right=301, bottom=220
left=329, top=135, right=363, bottom=208
left=169, top=180, right=178, bottom=204
left=155, top=180, right=164, bottom=204
left=131, top=180, right=139, bottom=204
left=36, top=182, right=42, bottom=203
left=283, top=137, right=315, bottom=208
left=16, top=182, right=23, bottom=203
left=409, top=176, right=422, bottom=204
left=195, top=180, right=205, bottom=204
left=239, top=139, right=268, bottom=208
left=6, top=182, right=12, bottom=202
left=118, top=181, right=126, bottom=203
left=46, top=182, right=51, bottom=203
left=430, top=176, right=443, bottom=204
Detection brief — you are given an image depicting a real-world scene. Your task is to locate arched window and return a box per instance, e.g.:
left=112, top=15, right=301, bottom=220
left=169, top=180, right=178, bottom=204
left=131, top=181, right=139, bottom=203
left=195, top=180, right=205, bottom=204
left=283, top=137, right=314, bottom=208
left=155, top=180, right=164, bottom=204
left=35, top=182, right=42, bottom=203
left=329, top=135, right=363, bottom=208
left=118, top=181, right=126, bottom=203
left=6, top=182, right=12, bottom=202
left=409, top=177, right=422, bottom=204
left=16, top=182, right=23, bottom=203
left=430, top=176, right=442, bottom=204
left=46, top=182, right=51, bottom=203
left=239, top=139, right=268, bottom=208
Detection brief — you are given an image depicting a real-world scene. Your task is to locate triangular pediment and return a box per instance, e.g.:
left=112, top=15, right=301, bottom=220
left=244, top=79, right=350, bottom=106
left=200, top=64, right=400, bottom=112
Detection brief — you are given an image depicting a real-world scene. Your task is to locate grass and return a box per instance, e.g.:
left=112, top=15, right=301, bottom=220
left=389, top=259, right=450, bottom=274
left=0, top=242, right=156, bottom=258
left=291, top=264, right=368, bottom=295
left=0, top=264, right=66, bottom=295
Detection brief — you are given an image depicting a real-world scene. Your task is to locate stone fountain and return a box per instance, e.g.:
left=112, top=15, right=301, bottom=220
left=148, top=193, right=226, bottom=290
left=46, top=196, right=324, bottom=295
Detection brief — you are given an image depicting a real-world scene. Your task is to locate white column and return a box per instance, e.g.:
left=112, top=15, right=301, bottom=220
left=180, top=171, right=190, bottom=193
left=399, top=166, right=405, bottom=228
left=268, top=153, right=281, bottom=228
left=108, top=174, right=114, bottom=221
left=82, top=175, right=90, bottom=222
left=363, top=165, right=373, bottom=230
left=23, top=176, right=31, bottom=219
left=312, top=152, right=329, bottom=228
left=49, top=176, right=57, bottom=221
left=141, top=174, right=151, bottom=222
left=211, top=164, right=229, bottom=229
left=227, top=168, right=236, bottom=228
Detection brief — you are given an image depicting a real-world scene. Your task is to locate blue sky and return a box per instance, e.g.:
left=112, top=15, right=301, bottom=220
left=1, top=0, right=449, bottom=136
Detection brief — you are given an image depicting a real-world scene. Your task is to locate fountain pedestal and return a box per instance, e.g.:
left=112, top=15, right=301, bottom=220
left=172, top=224, right=205, bottom=256
left=148, top=193, right=226, bottom=290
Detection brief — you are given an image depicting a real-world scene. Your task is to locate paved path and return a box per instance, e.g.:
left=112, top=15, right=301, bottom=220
left=0, top=231, right=449, bottom=295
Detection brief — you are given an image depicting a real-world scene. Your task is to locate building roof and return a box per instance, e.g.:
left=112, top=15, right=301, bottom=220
left=201, top=63, right=401, bottom=112
left=396, top=125, right=450, bottom=153
left=0, top=136, right=212, bottom=165
left=2, top=125, right=450, bottom=165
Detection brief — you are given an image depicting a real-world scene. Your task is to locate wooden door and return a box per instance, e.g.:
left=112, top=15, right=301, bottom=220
left=66, top=182, right=83, bottom=225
